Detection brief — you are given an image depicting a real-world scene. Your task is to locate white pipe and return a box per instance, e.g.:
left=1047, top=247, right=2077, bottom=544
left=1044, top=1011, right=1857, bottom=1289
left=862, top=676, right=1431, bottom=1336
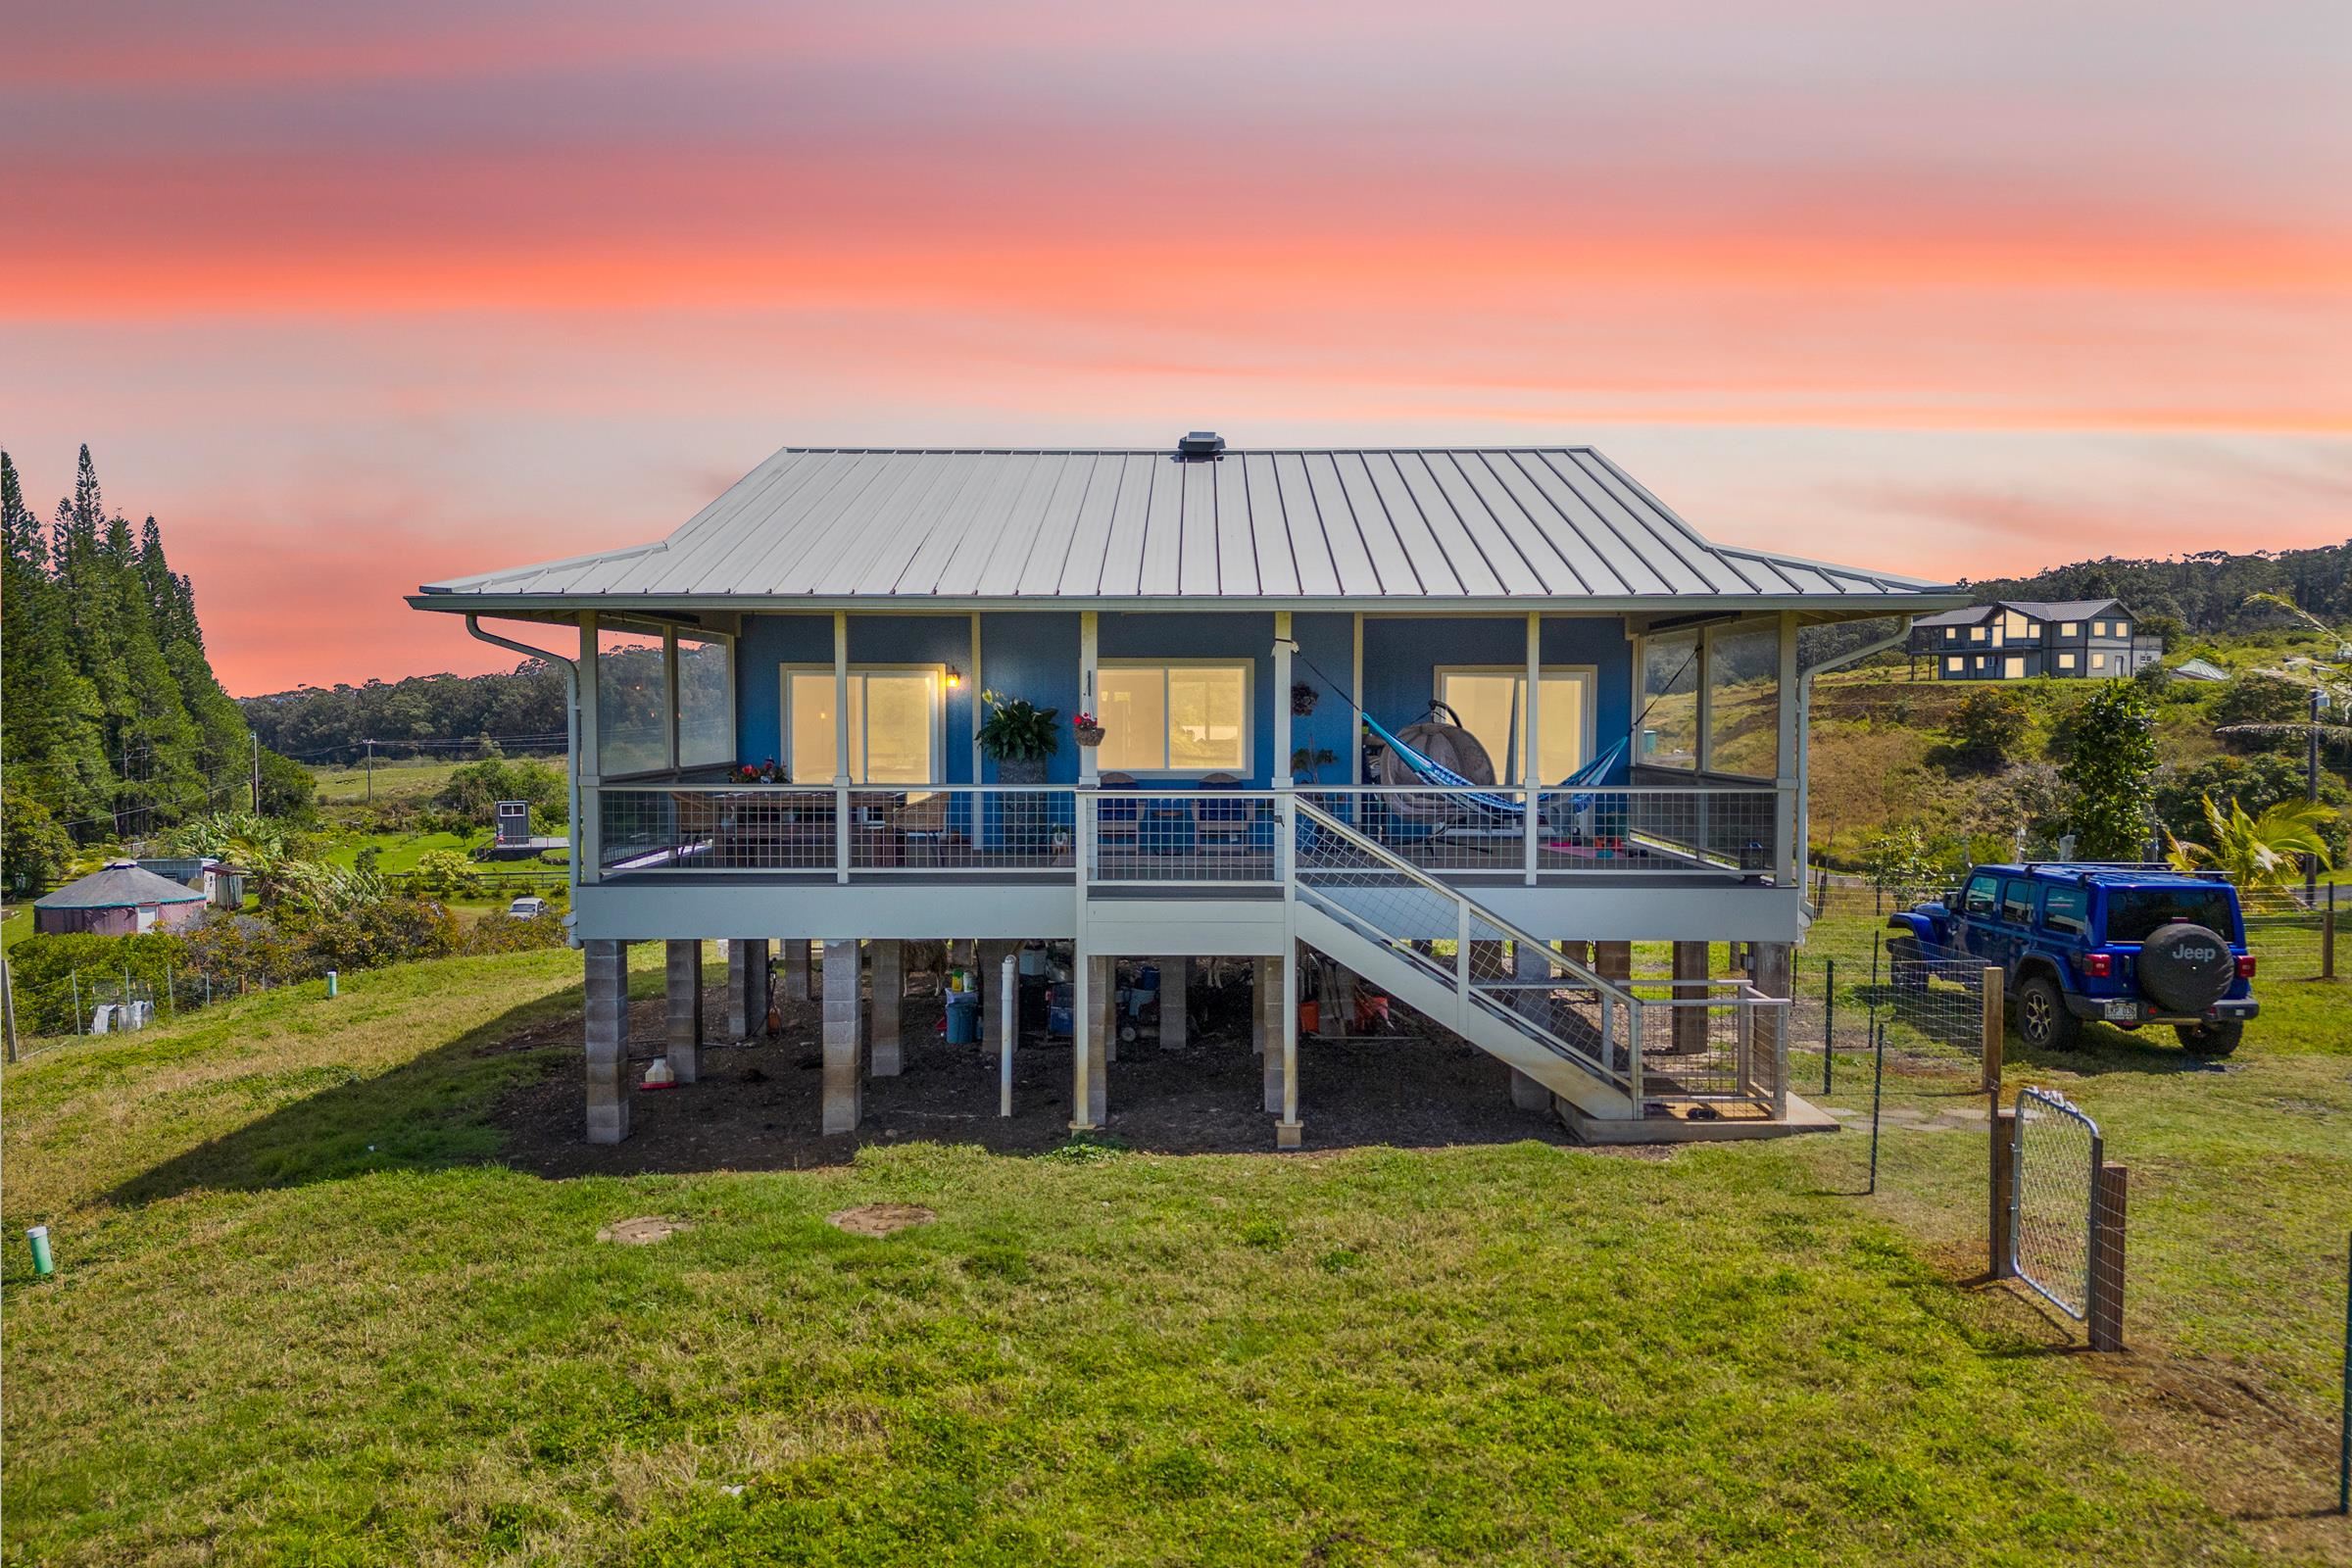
left=466, top=614, right=583, bottom=918
left=1000, top=954, right=1016, bottom=1116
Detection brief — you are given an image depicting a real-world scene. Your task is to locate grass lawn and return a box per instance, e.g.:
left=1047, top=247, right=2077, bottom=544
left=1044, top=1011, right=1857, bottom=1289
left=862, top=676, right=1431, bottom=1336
left=309, top=758, right=479, bottom=807
left=4, top=940, right=2348, bottom=1564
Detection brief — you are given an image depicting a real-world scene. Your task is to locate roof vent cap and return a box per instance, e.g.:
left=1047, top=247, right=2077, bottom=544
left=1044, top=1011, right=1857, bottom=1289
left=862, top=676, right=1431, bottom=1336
left=1176, top=431, right=1225, bottom=457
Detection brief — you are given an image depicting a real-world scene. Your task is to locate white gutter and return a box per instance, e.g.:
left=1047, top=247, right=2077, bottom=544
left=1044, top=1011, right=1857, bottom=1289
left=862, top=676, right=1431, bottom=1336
left=466, top=614, right=585, bottom=934
left=1793, top=614, right=1916, bottom=919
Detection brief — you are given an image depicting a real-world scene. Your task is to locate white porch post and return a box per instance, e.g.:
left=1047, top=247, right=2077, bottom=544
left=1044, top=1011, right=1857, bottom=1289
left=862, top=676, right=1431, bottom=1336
left=577, top=613, right=602, bottom=883
left=1079, top=611, right=1099, bottom=785
left=1273, top=612, right=1293, bottom=788
left=1776, top=612, right=1800, bottom=887
left=833, top=611, right=852, bottom=884
left=1349, top=612, right=1364, bottom=787
left=1524, top=610, right=1542, bottom=886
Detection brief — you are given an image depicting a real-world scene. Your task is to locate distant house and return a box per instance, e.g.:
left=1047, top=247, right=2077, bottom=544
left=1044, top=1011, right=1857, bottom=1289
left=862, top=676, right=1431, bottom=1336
left=134, top=856, right=246, bottom=908
left=1911, top=599, right=2161, bottom=681
left=33, top=861, right=209, bottom=936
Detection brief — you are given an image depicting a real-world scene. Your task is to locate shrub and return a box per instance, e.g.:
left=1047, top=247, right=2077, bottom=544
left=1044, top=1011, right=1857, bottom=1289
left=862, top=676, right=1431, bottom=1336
left=2060, top=681, right=2160, bottom=858
left=5, top=932, right=188, bottom=1034
left=460, top=909, right=569, bottom=956
left=1940, top=688, right=2031, bottom=770
left=434, top=759, right=566, bottom=827
left=409, top=850, right=483, bottom=899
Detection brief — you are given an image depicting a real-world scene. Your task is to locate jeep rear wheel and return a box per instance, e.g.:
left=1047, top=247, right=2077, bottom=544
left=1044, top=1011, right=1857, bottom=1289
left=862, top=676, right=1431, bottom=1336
left=2015, top=974, right=2079, bottom=1052
left=1887, top=935, right=1927, bottom=993
left=2176, top=1019, right=2243, bottom=1057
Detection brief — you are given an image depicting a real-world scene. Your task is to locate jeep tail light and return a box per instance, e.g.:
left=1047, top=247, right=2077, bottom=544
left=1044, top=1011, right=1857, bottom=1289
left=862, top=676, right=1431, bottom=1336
left=2236, top=955, right=2257, bottom=979
left=2082, top=954, right=2113, bottom=978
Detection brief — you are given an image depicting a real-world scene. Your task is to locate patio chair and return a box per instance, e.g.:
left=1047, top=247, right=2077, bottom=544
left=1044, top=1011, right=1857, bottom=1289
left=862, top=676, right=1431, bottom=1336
left=1096, top=772, right=1142, bottom=849
left=1193, top=772, right=1252, bottom=853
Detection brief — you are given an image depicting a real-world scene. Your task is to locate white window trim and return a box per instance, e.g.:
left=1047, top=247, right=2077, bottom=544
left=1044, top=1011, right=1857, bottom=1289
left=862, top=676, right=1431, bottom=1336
left=1095, top=658, right=1253, bottom=777
left=779, top=662, right=946, bottom=784
left=1633, top=627, right=1703, bottom=770
left=1433, top=664, right=1600, bottom=785
left=1700, top=621, right=1784, bottom=780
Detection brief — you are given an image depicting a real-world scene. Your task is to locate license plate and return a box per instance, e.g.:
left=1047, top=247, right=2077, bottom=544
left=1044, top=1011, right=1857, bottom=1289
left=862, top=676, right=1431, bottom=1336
left=2103, top=1000, right=2138, bottom=1021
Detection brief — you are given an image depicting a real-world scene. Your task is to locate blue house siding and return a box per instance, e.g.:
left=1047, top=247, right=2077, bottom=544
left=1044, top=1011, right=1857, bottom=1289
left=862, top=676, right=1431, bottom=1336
left=1361, top=615, right=1633, bottom=783
left=735, top=610, right=1635, bottom=789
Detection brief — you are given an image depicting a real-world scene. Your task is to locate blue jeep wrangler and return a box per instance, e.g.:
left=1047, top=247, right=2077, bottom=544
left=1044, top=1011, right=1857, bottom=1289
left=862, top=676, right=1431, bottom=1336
left=1890, top=864, right=2258, bottom=1055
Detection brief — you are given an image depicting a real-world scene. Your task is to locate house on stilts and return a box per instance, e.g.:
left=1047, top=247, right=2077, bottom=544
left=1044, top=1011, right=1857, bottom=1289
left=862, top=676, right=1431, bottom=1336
left=408, top=436, right=1963, bottom=1146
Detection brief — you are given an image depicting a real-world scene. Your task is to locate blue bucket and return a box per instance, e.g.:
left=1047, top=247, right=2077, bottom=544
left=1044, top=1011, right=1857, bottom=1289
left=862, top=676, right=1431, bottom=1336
left=946, top=991, right=982, bottom=1046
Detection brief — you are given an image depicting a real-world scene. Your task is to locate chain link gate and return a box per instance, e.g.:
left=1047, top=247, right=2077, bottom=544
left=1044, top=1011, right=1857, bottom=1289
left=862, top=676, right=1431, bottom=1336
left=2009, top=1086, right=2102, bottom=1322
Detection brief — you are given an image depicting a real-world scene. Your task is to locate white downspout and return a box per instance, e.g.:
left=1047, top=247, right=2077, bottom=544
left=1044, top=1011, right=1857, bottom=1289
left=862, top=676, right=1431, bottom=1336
left=466, top=614, right=585, bottom=931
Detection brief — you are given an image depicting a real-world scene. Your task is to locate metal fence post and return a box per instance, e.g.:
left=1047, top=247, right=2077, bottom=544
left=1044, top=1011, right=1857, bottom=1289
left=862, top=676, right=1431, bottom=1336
left=1988, top=1105, right=2018, bottom=1280
left=1980, top=967, right=2004, bottom=1094
left=2338, top=1229, right=2349, bottom=1515
left=72, top=969, right=82, bottom=1035
left=1867, top=1019, right=1886, bottom=1197
left=2088, top=1162, right=2129, bottom=1351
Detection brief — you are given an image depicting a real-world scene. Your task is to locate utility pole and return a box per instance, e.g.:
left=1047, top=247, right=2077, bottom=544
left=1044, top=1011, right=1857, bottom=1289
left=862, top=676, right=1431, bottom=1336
left=2311, top=685, right=2326, bottom=905
left=2, top=951, right=19, bottom=1064
left=365, top=738, right=375, bottom=805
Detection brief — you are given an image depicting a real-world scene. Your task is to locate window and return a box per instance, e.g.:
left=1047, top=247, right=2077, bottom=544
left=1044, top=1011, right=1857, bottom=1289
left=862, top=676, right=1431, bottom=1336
left=676, top=634, right=735, bottom=768
left=2106, top=889, right=2236, bottom=944
left=1961, top=872, right=2000, bottom=917
left=1944, top=656, right=1962, bottom=673
left=1097, top=662, right=1249, bottom=773
left=2001, top=880, right=2036, bottom=923
left=2003, top=612, right=2033, bottom=641
left=1944, top=626, right=1959, bottom=642
left=783, top=667, right=940, bottom=782
left=596, top=628, right=669, bottom=776
left=2042, top=885, right=2088, bottom=935
left=2089, top=654, right=2105, bottom=673
left=1640, top=630, right=1701, bottom=767
left=2004, top=656, right=2024, bottom=679
left=1970, top=625, right=1987, bottom=643
left=1435, top=667, right=1596, bottom=784
left=2059, top=621, right=2079, bottom=637
left=1706, top=622, right=1781, bottom=778
left=2057, top=652, right=2077, bottom=671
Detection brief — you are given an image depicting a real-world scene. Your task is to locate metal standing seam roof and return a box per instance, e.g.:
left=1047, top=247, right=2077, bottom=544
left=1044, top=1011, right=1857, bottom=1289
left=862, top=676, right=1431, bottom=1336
left=413, top=446, right=1959, bottom=610
left=33, top=861, right=208, bottom=910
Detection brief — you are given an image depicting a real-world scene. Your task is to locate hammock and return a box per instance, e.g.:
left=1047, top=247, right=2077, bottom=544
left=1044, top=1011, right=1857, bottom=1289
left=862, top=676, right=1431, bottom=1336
left=1363, top=716, right=1628, bottom=825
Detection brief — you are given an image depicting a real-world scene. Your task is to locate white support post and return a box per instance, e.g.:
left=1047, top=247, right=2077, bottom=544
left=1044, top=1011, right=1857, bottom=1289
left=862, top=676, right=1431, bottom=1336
left=662, top=624, right=681, bottom=771
left=999, top=954, right=1016, bottom=1116
left=1277, top=941, right=1301, bottom=1148
left=1524, top=610, right=1542, bottom=886
left=1273, top=612, right=1294, bottom=792
left=968, top=611, right=984, bottom=783
left=1776, top=612, right=1800, bottom=887
left=1455, top=902, right=1473, bottom=1026
left=1079, top=610, right=1100, bottom=786
left=577, top=613, right=603, bottom=883
left=1349, top=612, right=1364, bottom=787
left=834, top=610, right=852, bottom=884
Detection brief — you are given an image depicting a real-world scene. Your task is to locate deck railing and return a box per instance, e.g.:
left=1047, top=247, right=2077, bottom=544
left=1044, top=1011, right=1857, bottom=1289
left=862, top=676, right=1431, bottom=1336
left=587, top=780, right=1796, bottom=888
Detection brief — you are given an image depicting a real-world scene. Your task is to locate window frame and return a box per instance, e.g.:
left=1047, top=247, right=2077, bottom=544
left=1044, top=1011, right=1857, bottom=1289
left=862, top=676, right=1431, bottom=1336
left=778, top=662, right=946, bottom=785
left=1944, top=655, right=1963, bottom=673
left=1961, top=872, right=2000, bottom=918
left=1432, top=664, right=1599, bottom=785
left=1095, top=658, right=1253, bottom=777
left=590, top=617, right=738, bottom=781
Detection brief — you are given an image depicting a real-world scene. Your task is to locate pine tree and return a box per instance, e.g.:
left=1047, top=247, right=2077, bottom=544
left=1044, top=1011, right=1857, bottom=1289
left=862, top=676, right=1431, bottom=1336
left=137, top=514, right=249, bottom=785
left=100, top=510, right=203, bottom=832
left=0, top=450, right=112, bottom=828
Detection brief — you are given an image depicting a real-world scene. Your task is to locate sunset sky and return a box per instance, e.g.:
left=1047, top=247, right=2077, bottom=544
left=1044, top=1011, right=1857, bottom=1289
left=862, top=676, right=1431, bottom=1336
left=4, top=0, right=2346, bottom=694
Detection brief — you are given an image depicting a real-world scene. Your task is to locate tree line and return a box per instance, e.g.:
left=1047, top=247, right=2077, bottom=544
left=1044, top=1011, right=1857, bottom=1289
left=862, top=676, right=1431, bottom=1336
left=1963, top=542, right=2352, bottom=635
left=2, top=446, right=259, bottom=865
left=239, top=661, right=568, bottom=763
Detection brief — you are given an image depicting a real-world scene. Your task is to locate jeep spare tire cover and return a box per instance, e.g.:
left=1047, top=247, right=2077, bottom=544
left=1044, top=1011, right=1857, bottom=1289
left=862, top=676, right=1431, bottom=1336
left=2135, top=922, right=2235, bottom=1012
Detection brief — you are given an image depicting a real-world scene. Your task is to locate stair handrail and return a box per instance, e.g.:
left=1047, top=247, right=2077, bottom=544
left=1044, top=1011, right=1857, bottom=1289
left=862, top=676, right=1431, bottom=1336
left=1292, top=796, right=1645, bottom=1094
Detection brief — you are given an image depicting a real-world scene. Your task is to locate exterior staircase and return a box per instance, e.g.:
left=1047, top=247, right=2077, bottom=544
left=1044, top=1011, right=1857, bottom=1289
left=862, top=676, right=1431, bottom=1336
left=1289, top=797, right=1789, bottom=1131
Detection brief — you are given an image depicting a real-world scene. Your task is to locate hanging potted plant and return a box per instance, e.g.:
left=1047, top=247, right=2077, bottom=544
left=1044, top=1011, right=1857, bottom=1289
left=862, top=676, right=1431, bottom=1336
left=1292, top=681, right=1320, bottom=717
left=978, top=689, right=1059, bottom=785
left=1072, top=710, right=1105, bottom=748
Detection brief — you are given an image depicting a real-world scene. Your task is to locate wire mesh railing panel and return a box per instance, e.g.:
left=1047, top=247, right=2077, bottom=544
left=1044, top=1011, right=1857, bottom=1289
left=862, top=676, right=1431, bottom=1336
left=858, top=788, right=1074, bottom=872
left=1879, top=938, right=1993, bottom=1079
left=1298, top=787, right=1537, bottom=875
left=2012, top=1086, right=2101, bottom=1321
left=1088, top=792, right=1281, bottom=884
left=596, top=785, right=841, bottom=873
left=1536, top=787, right=1786, bottom=879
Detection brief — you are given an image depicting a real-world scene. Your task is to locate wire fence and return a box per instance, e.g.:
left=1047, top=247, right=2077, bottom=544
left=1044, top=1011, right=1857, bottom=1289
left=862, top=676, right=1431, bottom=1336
left=2011, top=1086, right=2102, bottom=1322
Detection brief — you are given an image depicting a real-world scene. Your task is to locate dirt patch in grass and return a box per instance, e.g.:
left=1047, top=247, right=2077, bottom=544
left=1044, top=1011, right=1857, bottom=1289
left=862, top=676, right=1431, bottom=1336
left=826, top=1202, right=935, bottom=1236
left=596, top=1215, right=690, bottom=1245
left=491, top=982, right=1576, bottom=1177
